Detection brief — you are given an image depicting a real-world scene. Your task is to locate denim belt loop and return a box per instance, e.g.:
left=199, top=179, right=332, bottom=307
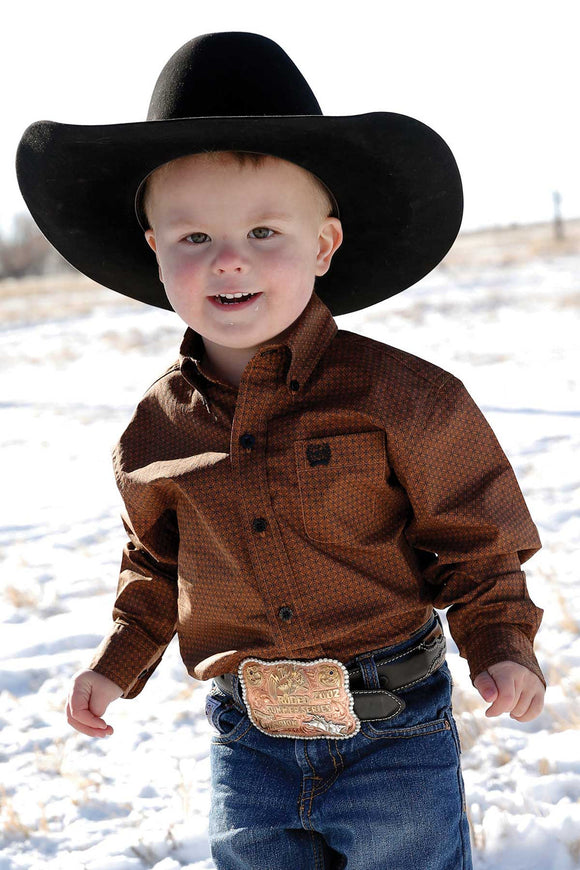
left=232, top=675, right=246, bottom=712
left=358, top=655, right=382, bottom=690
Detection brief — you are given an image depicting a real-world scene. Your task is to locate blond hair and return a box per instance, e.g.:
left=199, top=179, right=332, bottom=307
left=139, top=150, right=338, bottom=229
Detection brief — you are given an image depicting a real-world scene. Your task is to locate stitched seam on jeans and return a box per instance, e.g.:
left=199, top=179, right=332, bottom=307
left=326, top=739, right=344, bottom=778
left=306, top=783, right=317, bottom=827
left=300, top=783, right=316, bottom=831
left=450, top=713, right=469, bottom=868
left=299, top=744, right=318, bottom=832
left=302, top=744, right=339, bottom=822
left=303, top=742, right=320, bottom=779
left=360, top=656, right=380, bottom=689
left=300, top=740, right=340, bottom=799
left=311, top=771, right=341, bottom=799
left=446, top=712, right=468, bottom=820
left=211, top=719, right=252, bottom=744
left=309, top=830, right=324, bottom=870
left=362, top=720, right=448, bottom=741
left=334, top=739, right=345, bottom=770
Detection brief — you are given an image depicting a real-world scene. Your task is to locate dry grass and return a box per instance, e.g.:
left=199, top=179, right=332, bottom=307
left=0, top=789, right=29, bottom=840
left=3, top=584, right=40, bottom=609
left=556, top=293, right=580, bottom=310
left=0, top=272, right=141, bottom=325
left=537, top=758, right=551, bottom=776
left=569, top=838, right=580, bottom=866
left=536, top=564, right=580, bottom=636
left=441, top=217, right=580, bottom=268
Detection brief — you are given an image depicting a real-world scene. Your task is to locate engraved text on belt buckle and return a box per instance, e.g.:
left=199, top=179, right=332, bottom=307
left=238, top=657, right=361, bottom=739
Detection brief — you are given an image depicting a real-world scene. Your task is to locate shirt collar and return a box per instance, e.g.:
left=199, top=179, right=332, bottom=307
left=178, top=290, right=338, bottom=403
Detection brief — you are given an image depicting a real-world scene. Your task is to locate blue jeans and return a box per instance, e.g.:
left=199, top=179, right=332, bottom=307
left=206, top=610, right=473, bottom=869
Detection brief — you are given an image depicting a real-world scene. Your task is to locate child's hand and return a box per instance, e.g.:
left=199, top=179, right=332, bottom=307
left=473, top=660, right=545, bottom=721
left=66, top=669, right=124, bottom=738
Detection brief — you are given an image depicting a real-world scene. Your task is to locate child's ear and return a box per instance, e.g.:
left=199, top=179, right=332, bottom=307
left=315, top=218, right=343, bottom=277
left=144, top=229, right=164, bottom=283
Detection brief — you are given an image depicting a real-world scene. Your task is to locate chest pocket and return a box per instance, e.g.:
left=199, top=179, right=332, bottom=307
left=294, top=430, right=388, bottom=546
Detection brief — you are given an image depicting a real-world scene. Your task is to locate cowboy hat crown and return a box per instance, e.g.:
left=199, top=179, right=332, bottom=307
left=147, top=32, right=323, bottom=120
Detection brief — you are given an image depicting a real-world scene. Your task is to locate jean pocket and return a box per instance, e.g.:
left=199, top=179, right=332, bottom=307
left=360, top=714, right=450, bottom=740
left=206, top=690, right=251, bottom=743
left=359, top=663, right=452, bottom=740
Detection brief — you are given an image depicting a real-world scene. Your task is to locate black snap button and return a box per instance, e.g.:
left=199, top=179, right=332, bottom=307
left=252, top=517, right=268, bottom=533
left=290, top=379, right=300, bottom=392
left=239, top=433, right=255, bottom=450
left=278, top=606, right=294, bottom=622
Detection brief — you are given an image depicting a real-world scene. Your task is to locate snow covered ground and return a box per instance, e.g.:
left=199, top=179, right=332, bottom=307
left=1, top=241, right=579, bottom=869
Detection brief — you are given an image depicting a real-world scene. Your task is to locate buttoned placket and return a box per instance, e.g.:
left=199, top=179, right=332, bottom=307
left=229, top=347, right=325, bottom=656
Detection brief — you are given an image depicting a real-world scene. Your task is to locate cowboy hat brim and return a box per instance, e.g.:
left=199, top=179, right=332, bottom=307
left=16, top=111, right=462, bottom=316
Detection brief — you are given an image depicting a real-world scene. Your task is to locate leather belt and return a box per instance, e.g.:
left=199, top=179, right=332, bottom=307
left=214, top=624, right=446, bottom=723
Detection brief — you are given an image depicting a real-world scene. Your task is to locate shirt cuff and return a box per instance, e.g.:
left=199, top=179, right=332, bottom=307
left=88, top=621, right=168, bottom=699
left=462, top=624, right=546, bottom=689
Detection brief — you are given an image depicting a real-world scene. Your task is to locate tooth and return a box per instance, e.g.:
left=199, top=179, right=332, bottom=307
left=214, top=291, right=255, bottom=303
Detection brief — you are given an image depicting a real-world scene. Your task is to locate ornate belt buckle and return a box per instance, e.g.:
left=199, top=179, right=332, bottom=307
left=238, top=657, right=360, bottom=740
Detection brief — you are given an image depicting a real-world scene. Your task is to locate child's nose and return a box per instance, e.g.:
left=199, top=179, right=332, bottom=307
left=211, top=242, right=248, bottom=275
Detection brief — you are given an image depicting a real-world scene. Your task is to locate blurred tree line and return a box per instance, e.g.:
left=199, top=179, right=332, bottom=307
left=0, top=213, right=76, bottom=280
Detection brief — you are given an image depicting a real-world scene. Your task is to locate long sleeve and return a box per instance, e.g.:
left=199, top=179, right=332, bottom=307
left=393, top=373, right=545, bottom=687
left=88, top=444, right=179, bottom=699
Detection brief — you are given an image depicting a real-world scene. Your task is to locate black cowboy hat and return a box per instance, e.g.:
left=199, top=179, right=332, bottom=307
left=16, top=31, right=463, bottom=317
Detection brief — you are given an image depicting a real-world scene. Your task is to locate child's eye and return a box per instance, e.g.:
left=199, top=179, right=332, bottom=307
left=183, top=228, right=275, bottom=244
left=185, top=232, right=210, bottom=244
left=249, top=227, right=275, bottom=239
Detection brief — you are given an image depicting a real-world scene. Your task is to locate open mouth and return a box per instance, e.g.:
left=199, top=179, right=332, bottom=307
left=210, top=291, right=261, bottom=308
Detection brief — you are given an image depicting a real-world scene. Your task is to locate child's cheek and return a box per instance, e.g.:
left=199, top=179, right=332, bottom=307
left=269, top=249, right=310, bottom=280
left=168, top=256, right=202, bottom=290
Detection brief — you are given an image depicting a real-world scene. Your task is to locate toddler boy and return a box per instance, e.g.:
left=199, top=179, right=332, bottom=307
left=17, top=32, right=545, bottom=870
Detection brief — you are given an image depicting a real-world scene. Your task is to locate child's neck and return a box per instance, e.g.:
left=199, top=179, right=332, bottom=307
left=201, top=319, right=296, bottom=388
left=201, top=339, right=256, bottom=388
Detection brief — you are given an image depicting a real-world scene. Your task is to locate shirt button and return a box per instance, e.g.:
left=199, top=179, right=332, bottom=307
left=278, top=606, right=294, bottom=622
left=252, top=517, right=268, bottom=533
left=239, top=433, right=256, bottom=450
left=290, top=379, right=300, bottom=392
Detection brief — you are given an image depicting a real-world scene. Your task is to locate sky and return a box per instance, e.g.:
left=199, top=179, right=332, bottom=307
left=4, top=0, right=580, bottom=237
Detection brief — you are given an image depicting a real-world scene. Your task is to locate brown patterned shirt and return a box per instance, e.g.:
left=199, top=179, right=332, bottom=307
left=89, top=290, right=545, bottom=698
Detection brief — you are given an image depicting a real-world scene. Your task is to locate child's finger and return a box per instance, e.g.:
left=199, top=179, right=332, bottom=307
left=67, top=686, right=109, bottom=730
left=473, top=670, right=498, bottom=702
left=67, top=714, right=114, bottom=738
left=75, top=707, right=109, bottom=729
left=509, top=690, right=532, bottom=719
left=66, top=699, right=112, bottom=736
left=484, top=682, right=517, bottom=717
left=67, top=701, right=108, bottom=729
left=511, top=691, right=544, bottom=722
left=510, top=684, right=544, bottom=721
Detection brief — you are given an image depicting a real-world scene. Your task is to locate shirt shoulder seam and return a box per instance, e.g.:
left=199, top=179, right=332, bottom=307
left=143, top=362, right=181, bottom=396
left=338, top=330, right=451, bottom=387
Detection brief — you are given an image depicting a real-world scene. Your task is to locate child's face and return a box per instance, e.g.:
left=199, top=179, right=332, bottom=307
left=144, top=153, right=342, bottom=353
